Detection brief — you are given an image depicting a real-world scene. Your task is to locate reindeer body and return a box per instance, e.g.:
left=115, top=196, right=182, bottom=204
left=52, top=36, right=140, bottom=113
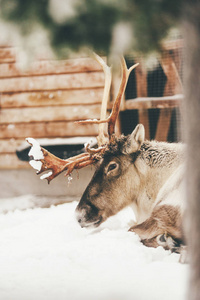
left=132, top=140, right=185, bottom=224
left=76, top=125, right=186, bottom=254
left=27, top=56, right=186, bottom=259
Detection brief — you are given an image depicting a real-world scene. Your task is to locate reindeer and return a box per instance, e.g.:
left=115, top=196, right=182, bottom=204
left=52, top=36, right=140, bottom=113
left=27, top=54, right=186, bottom=260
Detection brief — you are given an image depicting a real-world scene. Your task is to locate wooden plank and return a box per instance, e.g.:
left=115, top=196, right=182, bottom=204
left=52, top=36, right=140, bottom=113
left=162, top=39, right=184, bottom=51
left=0, top=121, right=99, bottom=139
left=0, top=72, right=105, bottom=93
left=135, top=59, right=147, bottom=98
left=125, top=95, right=183, bottom=110
left=0, top=47, right=16, bottom=64
left=161, top=54, right=183, bottom=96
left=171, top=48, right=183, bottom=76
left=155, top=108, right=172, bottom=141
left=0, top=104, right=101, bottom=124
left=1, top=88, right=103, bottom=108
left=0, top=138, right=96, bottom=153
left=0, top=153, right=29, bottom=169
left=0, top=139, right=25, bottom=153
left=138, top=109, right=150, bottom=140
left=134, top=59, right=150, bottom=140
left=0, top=57, right=106, bottom=78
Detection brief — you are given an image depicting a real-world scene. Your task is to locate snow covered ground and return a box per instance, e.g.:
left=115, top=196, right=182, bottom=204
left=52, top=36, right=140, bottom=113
left=0, top=196, right=188, bottom=300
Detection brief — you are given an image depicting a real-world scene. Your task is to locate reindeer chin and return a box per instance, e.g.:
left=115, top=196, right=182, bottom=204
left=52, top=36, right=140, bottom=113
left=80, top=217, right=103, bottom=228
left=75, top=207, right=103, bottom=228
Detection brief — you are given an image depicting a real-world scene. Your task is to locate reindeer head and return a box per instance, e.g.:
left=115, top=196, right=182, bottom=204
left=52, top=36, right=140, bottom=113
left=76, top=124, right=145, bottom=228
left=27, top=54, right=139, bottom=227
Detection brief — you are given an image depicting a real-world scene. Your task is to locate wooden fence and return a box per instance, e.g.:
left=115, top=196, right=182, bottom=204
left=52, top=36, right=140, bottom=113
left=0, top=47, right=106, bottom=169
left=0, top=40, right=184, bottom=170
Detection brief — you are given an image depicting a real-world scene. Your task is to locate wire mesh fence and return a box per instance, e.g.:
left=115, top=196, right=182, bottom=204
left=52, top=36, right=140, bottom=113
left=121, top=40, right=184, bottom=142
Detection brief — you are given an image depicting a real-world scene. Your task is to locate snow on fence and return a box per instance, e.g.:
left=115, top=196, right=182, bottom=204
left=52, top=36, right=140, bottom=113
left=0, top=47, right=106, bottom=169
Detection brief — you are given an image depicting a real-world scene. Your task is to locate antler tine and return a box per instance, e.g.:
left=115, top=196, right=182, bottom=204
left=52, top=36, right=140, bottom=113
left=76, top=53, right=112, bottom=147
left=26, top=138, right=96, bottom=184
left=107, top=57, right=139, bottom=140
left=26, top=56, right=138, bottom=184
left=76, top=57, right=139, bottom=142
left=92, top=53, right=112, bottom=147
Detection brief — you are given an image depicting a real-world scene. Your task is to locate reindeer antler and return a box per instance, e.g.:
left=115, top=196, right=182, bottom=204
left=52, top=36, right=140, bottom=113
left=26, top=138, right=102, bottom=184
left=77, top=57, right=139, bottom=141
left=27, top=55, right=138, bottom=183
left=26, top=54, right=112, bottom=183
left=92, top=53, right=112, bottom=146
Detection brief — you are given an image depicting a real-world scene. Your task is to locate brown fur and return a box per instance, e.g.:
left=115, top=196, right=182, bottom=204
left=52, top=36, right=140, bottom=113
left=129, top=205, right=184, bottom=252
left=129, top=205, right=182, bottom=240
left=76, top=124, right=185, bottom=257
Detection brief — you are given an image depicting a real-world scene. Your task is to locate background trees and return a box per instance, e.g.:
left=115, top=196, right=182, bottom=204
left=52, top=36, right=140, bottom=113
left=0, top=0, right=183, bottom=55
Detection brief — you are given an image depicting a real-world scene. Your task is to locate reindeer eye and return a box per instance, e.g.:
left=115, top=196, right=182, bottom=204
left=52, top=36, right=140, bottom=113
left=107, top=162, right=117, bottom=173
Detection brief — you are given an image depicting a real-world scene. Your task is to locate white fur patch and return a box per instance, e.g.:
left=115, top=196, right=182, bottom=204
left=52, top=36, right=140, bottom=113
left=154, top=164, right=185, bottom=213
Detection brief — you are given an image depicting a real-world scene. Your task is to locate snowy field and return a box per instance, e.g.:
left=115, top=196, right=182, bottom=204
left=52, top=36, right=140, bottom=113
left=0, top=196, right=188, bottom=300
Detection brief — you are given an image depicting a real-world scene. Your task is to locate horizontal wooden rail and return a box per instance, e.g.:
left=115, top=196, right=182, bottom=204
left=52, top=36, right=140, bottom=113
left=0, top=72, right=105, bottom=93
left=1, top=88, right=103, bottom=108
left=0, top=56, right=106, bottom=78
left=0, top=104, right=101, bottom=124
left=162, top=39, right=184, bottom=51
left=0, top=121, right=99, bottom=139
left=0, top=153, right=29, bottom=169
left=124, top=94, right=183, bottom=110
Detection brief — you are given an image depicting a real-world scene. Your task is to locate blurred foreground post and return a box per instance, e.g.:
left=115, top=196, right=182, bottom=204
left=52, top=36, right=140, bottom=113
left=184, top=1, right=200, bottom=299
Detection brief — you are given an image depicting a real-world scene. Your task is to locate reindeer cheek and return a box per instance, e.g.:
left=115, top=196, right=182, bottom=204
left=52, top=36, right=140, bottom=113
left=89, top=185, right=100, bottom=197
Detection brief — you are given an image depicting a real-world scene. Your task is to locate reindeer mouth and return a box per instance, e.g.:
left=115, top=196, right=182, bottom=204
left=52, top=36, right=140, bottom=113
left=81, top=216, right=103, bottom=228
left=76, top=200, right=104, bottom=228
left=76, top=211, right=103, bottom=228
left=92, top=216, right=103, bottom=227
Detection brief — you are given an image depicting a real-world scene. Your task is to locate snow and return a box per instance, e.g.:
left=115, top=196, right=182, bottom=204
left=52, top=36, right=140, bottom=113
left=40, top=171, right=53, bottom=180
left=27, top=138, right=44, bottom=160
left=84, top=138, right=98, bottom=149
left=7, top=124, right=15, bottom=130
left=29, top=159, right=42, bottom=172
left=25, top=136, right=98, bottom=180
left=0, top=197, right=188, bottom=300
left=17, top=137, right=97, bottom=152
left=26, top=138, right=44, bottom=172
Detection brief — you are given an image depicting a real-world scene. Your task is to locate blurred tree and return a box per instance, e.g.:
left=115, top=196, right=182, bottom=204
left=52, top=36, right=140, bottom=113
left=0, top=0, right=183, bottom=56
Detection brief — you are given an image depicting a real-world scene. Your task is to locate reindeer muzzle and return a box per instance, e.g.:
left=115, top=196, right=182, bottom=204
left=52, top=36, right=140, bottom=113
left=75, top=203, right=102, bottom=228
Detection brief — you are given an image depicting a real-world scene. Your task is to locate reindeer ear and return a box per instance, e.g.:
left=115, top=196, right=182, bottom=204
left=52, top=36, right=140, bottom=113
left=123, top=124, right=145, bottom=154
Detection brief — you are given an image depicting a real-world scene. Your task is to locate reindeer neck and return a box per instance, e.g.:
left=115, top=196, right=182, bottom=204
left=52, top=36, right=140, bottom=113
left=131, top=140, right=185, bottom=224
left=140, top=140, right=184, bottom=168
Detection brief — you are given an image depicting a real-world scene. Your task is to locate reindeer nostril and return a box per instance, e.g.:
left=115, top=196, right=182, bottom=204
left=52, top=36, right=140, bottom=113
left=78, top=218, right=82, bottom=223
left=159, top=234, right=167, bottom=243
